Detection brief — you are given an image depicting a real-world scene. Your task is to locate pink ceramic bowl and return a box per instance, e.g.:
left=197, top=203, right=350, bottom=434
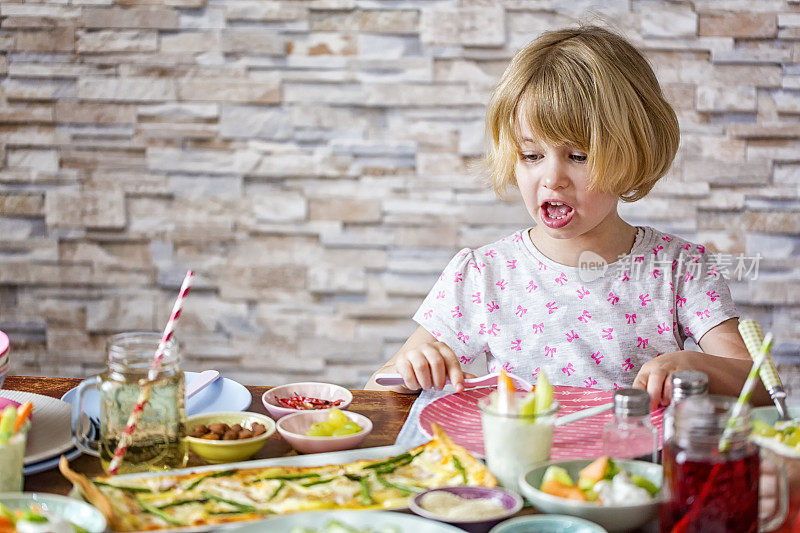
left=276, top=410, right=372, bottom=454
left=262, top=382, right=353, bottom=420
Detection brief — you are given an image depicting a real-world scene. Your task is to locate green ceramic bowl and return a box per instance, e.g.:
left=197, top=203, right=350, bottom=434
left=185, top=411, right=276, bottom=464
left=519, top=459, right=662, bottom=533
left=0, top=492, right=107, bottom=532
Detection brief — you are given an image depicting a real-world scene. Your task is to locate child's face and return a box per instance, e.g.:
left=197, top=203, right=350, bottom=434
left=514, top=117, right=620, bottom=242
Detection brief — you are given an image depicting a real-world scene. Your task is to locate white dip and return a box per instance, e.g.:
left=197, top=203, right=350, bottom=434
left=420, top=491, right=507, bottom=520
left=593, top=471, right=652, bottom=506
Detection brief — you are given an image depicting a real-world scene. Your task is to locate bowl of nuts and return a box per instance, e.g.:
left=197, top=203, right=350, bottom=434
left=185, top=411, right=275, bottom=464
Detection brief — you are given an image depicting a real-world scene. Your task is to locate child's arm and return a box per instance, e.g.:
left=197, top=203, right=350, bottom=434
left=364, top=325, right=473, bottom=393
left=632, top=318, right=771, bottom=409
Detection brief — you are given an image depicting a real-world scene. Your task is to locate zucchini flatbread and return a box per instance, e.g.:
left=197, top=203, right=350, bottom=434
left=60, top=424, right=496, bottom=532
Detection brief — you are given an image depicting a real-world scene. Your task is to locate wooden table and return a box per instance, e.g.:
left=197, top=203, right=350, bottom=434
left=6, top=375, right=674, bottom=531
left=4, top=375, right=417, bottom=495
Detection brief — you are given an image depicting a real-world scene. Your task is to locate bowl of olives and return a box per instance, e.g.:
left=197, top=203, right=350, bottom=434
left=185, top=411, right=276, bottom=463
left=275, top=408, right=372, bottom=454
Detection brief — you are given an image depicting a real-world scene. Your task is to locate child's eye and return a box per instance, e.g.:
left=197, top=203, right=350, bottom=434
left=520, top=153, right=542, bottom=162
left=570, top=153, right=587, bottom=163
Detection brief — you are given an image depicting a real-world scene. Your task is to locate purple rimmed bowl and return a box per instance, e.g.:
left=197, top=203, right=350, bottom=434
left=409, top=486, right=524, bottom=533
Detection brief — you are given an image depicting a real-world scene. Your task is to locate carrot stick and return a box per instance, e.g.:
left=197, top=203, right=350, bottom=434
left=12, top=402, right=32, bottom=432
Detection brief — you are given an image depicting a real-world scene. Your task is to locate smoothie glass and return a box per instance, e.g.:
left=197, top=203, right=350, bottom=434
left=478, top=391, right=558, bottom=491
left=0, top=431, right=26, bottom=492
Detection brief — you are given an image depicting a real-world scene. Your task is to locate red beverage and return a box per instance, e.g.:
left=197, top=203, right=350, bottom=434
left=660, top=440, right=760, bottom=533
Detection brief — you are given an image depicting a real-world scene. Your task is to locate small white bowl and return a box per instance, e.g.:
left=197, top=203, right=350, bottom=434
left=409, top=486, right=524, bottom=533
left=262, top=382, right=352, bottom=420
left=276, top=410, right=371, bottom=454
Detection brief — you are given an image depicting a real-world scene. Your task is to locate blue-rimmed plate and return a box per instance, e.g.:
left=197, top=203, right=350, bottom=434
left=61, top=371, right=251, bottom=420
left=0, top=492, right=106, bottom=533
left=489, top=514, right=609, bottom=533
left=22, top=418, right=96, bottom=475
left=227, top=510, right=465, bottom=532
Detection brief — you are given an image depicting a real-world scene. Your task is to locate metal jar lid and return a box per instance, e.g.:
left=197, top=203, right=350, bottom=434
left=671, top=370, right=709, bottom=402
left=613, top=388, right=650, bottom=417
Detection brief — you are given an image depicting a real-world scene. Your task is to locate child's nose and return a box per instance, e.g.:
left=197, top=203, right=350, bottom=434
left=541, top=159, right=570, bottom=190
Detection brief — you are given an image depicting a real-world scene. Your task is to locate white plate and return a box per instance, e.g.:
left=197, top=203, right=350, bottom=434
left=228, top=510, right=465, bottom=532
left=61, top=371, right=252, bottom=420
left=101, top=444, right=408, bottom=481
left=24, top=443, right=82, bottom=475
left=23, top=420, right=95, bottom=475
left=0, top=390, right=83, bottom=465
left=71, top=445, right=412, bottom=533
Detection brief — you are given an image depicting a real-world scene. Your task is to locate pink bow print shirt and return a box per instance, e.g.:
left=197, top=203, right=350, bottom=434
left=413, top=226, right=738, bottom=389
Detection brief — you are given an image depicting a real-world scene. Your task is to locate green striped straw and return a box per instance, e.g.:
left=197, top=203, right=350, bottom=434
left=719, top=331, right=774, bottom=452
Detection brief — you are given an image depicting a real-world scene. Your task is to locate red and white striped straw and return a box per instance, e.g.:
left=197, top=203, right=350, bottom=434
left=108, top=270, right=194, bottom=475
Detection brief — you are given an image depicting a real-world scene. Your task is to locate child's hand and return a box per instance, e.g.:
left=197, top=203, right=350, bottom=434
left=632, top=351, right=693, bottom=410
left=395, top=341, right=474, bottom=392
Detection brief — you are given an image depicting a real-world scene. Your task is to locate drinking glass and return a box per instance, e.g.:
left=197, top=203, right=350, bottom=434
left=478, top=392, right=558, bottom=491
left=72, top=332, right=188, bottom=474
left=0, top=432, right=26, bottom=492
left=660, top=395, right=787, bottom=532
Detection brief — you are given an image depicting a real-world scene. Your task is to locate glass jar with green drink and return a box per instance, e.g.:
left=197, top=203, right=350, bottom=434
left=72, top=331, right=188, bottom=474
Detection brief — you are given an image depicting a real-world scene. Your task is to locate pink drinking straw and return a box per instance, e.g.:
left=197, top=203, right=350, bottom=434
left=107, top=270, right=194, bottom=475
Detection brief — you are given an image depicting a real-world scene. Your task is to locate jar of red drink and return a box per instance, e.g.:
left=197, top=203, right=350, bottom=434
left=661, top=395, right=787, bottom=533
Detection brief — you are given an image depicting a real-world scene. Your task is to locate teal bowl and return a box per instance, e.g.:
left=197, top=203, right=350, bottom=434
left=518, top=459, right=662, bottom=533
left=0, top=492, right=107, bottom=532
left=489, top=514, right=608, bottom=533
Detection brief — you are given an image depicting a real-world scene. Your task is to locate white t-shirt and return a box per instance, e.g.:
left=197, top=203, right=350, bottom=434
left=412, top=226, right=738, bottom=389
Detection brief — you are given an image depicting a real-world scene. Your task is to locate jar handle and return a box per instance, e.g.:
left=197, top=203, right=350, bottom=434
left=759, top=447, right=789, bottom=532
left=71, top=376, right=101, bottom=458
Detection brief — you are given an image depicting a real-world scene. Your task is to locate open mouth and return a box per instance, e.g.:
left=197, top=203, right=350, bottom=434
left=540, top=200, right=574, bottom=229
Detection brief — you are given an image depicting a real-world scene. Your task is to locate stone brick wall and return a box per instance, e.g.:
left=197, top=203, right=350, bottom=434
left=1, top=0, right=799, bottom=389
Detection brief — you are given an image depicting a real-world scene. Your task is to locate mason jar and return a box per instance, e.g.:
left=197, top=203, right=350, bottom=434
left=73, top=331, right=188, bottom=474
left=660, top=395, right=787, bottom=533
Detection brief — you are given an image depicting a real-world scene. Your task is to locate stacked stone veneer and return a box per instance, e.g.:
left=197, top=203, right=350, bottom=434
left=1, top=0, right=799, bottom=390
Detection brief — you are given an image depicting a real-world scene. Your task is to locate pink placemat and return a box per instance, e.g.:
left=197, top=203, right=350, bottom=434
left=418, top=385, right=664, bottom=460
left=0, top=331, right=8, bottom=358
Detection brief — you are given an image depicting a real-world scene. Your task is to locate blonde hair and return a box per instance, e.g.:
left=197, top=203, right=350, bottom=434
left=485, top=26, right=679, bottom=202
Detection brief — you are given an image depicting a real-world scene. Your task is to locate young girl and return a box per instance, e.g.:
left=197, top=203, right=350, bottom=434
left=365, top=26, right=768, bottom=408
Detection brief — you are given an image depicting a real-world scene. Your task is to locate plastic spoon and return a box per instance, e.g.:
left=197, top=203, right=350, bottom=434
left=375, top=371, right=534, bottom=392
left=186, top=370, right=221, bottom=399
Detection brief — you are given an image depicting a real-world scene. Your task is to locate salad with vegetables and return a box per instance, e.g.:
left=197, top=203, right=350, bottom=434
left=540, top=456, right=659, bottom=505
left=0, top=503, right=88, bottom=533
left=291, top=522, right=398, bottom=533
